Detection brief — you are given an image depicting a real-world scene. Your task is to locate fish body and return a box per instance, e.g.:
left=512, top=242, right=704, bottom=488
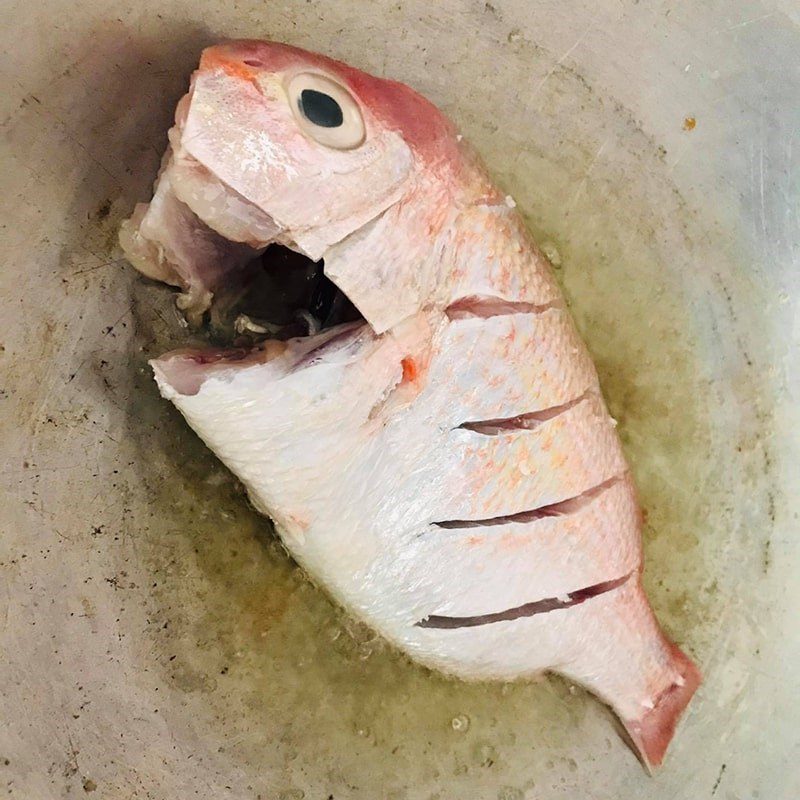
left=121, top=40, right=700, bottom=769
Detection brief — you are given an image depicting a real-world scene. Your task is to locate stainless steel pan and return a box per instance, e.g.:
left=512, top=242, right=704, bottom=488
left=1, top=2, right=797, bottom=797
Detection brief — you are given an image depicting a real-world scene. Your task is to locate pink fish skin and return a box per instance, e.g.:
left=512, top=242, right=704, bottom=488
left=120, top=40, right=701, bottom=770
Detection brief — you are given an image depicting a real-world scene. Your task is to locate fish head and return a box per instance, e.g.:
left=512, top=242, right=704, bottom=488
left=181, top=40, right=461, bottom=261
left=126, top=40, right=507, bottom=335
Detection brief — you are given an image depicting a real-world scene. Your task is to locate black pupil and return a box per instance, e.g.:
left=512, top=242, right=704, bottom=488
left=299, top=89, right=344, bottom=128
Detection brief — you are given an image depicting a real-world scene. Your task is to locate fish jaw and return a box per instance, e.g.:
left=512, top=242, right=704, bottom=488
left=151, top=320, right=368, bottom=398
left=150, top=313, right=435, bottom=549
left=180, top=62, right=416, bottom=261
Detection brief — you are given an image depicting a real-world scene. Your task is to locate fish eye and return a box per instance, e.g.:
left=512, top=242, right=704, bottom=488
left=287, top=72, right=365, bottom=150
left=300, top=89, right=343, bottom=128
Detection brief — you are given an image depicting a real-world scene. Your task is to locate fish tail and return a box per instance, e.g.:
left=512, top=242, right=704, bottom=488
left=621, top=641, right=702, bottom=773
left=556, top=576, right=701, bottom=771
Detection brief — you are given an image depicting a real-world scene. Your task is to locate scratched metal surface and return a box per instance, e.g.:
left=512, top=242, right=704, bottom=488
left=1, top=1, right=798, bottom=798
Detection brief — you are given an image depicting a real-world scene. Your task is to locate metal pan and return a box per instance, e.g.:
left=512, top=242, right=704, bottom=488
left=1, top=2, right=797, bottom=797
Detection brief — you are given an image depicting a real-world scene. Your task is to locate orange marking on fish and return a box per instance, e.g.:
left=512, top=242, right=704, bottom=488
left=200, top=50, right=260, bottom=88
left=401, top=356, right=418, bottom=383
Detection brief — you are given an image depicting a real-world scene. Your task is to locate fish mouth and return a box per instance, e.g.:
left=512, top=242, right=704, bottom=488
left=122, top=147, right=376, bottom=396
left=175, top=154, right=373, bottom=345
left=206, top=241, right=366, bottom=344
left=154, top=238, right=372, bottom=395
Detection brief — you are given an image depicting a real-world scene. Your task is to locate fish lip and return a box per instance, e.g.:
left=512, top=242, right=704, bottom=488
left=152, top=319, right=371, bottom=398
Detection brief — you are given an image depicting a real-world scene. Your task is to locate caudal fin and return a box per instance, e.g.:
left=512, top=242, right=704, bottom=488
left=621, top=642, right=702, bottom=772
left=556, top=578, right=702, bottom=772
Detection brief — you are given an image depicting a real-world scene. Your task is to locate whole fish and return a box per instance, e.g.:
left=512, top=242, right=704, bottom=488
left=120, top=40, right=700, bottom=769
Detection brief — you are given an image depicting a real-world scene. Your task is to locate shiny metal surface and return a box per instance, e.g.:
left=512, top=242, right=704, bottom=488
left=1, top=2, right=798, bottom=797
